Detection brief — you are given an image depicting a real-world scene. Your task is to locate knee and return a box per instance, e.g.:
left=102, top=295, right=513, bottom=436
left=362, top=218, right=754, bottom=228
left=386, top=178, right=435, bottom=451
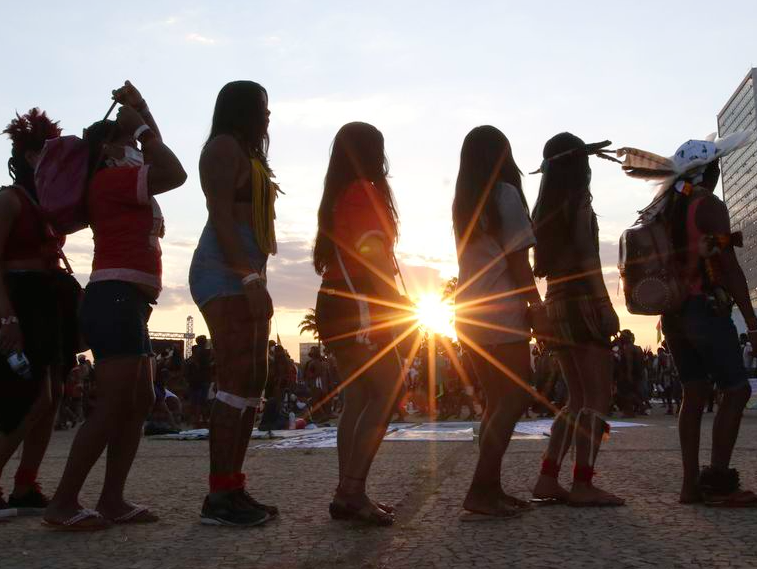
left=682, top=383, right=710, bottom=410
left=722, top=383, right=751, bottom=409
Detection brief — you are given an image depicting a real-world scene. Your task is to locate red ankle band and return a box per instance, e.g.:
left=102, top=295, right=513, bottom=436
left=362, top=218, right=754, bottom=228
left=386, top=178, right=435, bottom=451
left=233, top=473, right=247, bottom=489
left=573, top=465, right=595, bottom=484
left=541, top=458, right=561, bottom=478
left=209, top=474, right=240, bottom=493
left=14, top=467, right=38, bottom=487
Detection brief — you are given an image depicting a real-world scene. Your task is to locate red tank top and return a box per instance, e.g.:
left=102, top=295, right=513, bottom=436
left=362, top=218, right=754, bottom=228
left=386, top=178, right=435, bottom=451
left=3, top=186, right=59, bottom=265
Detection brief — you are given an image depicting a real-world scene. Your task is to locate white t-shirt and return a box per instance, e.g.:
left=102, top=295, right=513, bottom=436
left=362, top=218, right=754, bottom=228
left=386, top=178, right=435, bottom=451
left=455, top=182, right=535, bottom=346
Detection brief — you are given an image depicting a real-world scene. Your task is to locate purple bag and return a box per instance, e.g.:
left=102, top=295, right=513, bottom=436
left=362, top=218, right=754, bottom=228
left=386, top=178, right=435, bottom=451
left=34, top=135, right=90, bottom=235
left=33, top=101, right=117, bottom=235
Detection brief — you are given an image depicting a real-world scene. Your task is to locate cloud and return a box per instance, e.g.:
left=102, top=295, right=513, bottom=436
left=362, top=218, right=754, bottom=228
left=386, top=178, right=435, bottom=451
left=186, top=33, right=215, bottom=45
left=267, top=240, right=321, bottom=310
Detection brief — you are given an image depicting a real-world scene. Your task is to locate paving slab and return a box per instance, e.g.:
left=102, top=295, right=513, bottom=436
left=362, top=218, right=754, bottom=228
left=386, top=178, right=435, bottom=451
left=3, top=407, right=757, bottom=569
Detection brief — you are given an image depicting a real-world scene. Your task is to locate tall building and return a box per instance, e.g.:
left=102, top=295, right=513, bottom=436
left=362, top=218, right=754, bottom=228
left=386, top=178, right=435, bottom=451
left=718, top=68, right=757, bottom=309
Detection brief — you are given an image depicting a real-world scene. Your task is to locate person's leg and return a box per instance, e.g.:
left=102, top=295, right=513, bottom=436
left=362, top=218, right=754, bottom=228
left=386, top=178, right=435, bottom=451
left=532, top=352, right=583, bottom=501
left=202, top=296, right=272, bottom=525
left=45, top=356, right=143, bottom=524
left=334, top=350, right=370, bottom=489
left=232, top=317, right=270, bottom=475
left=678, top=380, right=709, bottom=502
left=10, top=375, right=59, bottom=506
left=569, top=344, right=624, bottom=506
left=464, top=342, right=531, bottom=514
left=337, top=349, right=403, bottom=512
left=710, top=383, right=751, bottom=470
left=96, top=356, right=155, bottom=519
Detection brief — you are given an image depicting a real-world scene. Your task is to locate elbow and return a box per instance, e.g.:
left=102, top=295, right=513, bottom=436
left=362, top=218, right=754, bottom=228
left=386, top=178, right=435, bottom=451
left=170, top=164, right=188, bottom=190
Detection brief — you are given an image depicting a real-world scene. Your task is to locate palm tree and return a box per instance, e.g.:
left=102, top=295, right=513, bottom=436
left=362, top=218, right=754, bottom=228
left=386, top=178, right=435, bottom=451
left=442, top=276, right=458, bottom=300
left=298, top=308, right=320, bottom=345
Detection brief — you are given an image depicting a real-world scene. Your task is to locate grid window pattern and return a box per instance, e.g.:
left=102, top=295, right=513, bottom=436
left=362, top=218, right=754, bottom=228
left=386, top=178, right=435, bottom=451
left=718, top=70, right=757, bottom=307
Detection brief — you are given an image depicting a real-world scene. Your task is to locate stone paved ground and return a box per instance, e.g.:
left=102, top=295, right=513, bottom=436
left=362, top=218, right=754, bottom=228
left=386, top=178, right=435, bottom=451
left=4, top=407, right=757, bottom=569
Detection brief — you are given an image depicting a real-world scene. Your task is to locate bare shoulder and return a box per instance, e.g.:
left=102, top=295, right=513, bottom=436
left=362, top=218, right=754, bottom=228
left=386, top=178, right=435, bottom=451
left=0, top=187, right=22, bottom=214
left=200, top=135, right=246, bottom=170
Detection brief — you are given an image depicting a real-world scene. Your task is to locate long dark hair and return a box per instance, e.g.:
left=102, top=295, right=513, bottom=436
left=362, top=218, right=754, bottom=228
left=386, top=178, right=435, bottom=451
left=83, top=119, right=119, bottom=179
left=3, top=108, right=61, bottom=200
left=205, top=81, right=269, bottom=167
left=313, top=122, right=398, bottom=275
left=532, top=132, right=596, bottom=278
left=453, top=125, right=526, bottom=244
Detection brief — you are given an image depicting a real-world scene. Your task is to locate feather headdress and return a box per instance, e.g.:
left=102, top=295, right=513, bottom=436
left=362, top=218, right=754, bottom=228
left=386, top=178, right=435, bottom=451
left=3, top=108, right=62, bottom=153
left=618, top=130, right=756, bottom=220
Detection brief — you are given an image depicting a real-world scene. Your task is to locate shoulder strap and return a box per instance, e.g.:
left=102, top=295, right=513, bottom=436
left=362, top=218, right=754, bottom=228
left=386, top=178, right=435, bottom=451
left=11, top=184, right=74, bottom=274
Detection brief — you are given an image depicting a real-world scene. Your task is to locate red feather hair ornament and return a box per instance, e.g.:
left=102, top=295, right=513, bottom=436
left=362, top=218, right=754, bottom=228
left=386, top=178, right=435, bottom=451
left=3, top=108, right=62, bottom=154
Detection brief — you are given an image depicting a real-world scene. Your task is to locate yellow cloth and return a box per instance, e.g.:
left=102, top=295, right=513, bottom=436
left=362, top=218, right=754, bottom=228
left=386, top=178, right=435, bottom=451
left=250, top=158, right=278, bottom=256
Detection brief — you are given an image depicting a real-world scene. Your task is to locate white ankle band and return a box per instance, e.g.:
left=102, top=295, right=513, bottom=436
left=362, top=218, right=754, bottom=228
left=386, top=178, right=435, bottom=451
left=216, top=391, right=257, bottom=410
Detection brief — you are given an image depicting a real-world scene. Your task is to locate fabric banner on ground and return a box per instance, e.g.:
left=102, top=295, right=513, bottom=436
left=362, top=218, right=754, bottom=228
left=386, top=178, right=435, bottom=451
left=151, top=420, right=647, bottom=446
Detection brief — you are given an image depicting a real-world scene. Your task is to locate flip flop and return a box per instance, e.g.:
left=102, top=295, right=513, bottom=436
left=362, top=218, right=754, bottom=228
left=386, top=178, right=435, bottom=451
left=567, top=499, right=625, bottom=508
left=110, top=505, right=159, bottom=524
left=329, top=501, right=394, bottom=526
left=42, top=509, right=111, bottom=532
left=704, top=490, right=757, bottom=508
left=529, top=497, right=568, bottom=506
left=460, top=507, right=523, bottom=522
left=500, top=494, right=533, bottom=510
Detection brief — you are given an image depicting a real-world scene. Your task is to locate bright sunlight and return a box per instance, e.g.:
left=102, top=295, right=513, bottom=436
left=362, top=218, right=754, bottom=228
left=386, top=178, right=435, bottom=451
left=413, top=292, right=456, bottom=339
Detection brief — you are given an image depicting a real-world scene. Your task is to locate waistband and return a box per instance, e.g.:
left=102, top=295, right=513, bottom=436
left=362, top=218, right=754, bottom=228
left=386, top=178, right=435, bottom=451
left=85, top=279, right=157, bottom=305
left=195, top=222, right=267, bottom=271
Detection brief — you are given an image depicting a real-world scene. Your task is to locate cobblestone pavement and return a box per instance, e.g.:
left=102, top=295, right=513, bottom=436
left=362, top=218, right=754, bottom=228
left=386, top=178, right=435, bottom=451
left=4, top=408, right=757, bottom=569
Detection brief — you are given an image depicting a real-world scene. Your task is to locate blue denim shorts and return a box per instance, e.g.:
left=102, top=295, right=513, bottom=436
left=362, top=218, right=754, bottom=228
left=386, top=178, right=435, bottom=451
left=188, top=223, right=268, bottom=308
left=661, top=295, right=748, bottom=391
left=80, top=280, right=153, bottom=361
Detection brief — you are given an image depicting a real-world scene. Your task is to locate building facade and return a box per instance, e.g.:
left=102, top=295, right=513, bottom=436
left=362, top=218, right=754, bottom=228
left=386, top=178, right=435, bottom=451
left=718, top=68, right=757, bottom=309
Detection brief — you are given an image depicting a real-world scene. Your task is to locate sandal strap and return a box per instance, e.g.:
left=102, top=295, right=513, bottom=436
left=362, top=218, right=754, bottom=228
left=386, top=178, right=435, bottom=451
left=113, top=505, right=148, bottom=523
left=65, top=509, right=102, bottom=526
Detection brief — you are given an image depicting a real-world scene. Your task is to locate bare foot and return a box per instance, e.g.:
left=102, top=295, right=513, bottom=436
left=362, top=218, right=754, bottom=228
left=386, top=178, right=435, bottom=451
left=532, top=475, right=570, bottom=501
left=568, top=482, right=625, bottom=507
left=679, top=485, right=703, bottom=504
left=498, top=490, right=533, bottom=510
left=43, top=500, right=88, bottom=525
left=464, top=486, right=524, bottom=516
left=95, top=498, right=139, bottom=521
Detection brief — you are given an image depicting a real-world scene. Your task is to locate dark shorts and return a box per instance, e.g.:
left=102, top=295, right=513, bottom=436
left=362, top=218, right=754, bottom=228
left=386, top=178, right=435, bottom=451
left=0, top=272, right=58, bottom=434
left=315, top=280, right=395, bottom=352
left=661, top=296, right=748, bottom=391
left=80, top=281, right=154, bottom=361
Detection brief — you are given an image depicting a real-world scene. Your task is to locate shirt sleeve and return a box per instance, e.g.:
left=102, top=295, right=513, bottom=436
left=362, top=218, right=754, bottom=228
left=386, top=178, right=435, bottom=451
left=90, top=166, right=151, bottom=207
left=494, top=183, right=535, bottom=254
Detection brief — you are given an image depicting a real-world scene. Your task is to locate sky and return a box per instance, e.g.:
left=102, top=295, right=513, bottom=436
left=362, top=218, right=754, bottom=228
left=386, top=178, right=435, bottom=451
left=2, top=1, right=756, bottom=359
